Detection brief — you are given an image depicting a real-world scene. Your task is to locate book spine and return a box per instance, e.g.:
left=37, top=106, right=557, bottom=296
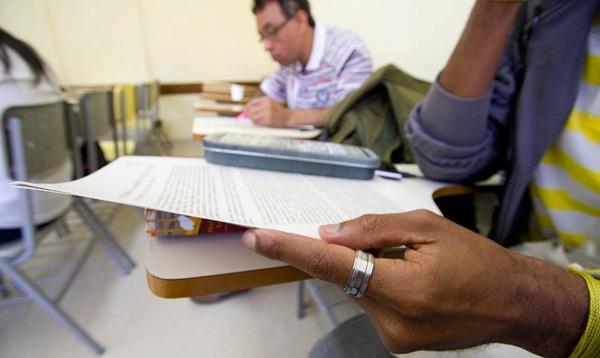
left=144, top=209, right=245, bottom=237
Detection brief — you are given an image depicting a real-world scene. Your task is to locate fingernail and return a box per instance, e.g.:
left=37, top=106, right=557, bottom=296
left=242, top=231, right=257, bottom=250
left=320, top=223, right=340, bottom=234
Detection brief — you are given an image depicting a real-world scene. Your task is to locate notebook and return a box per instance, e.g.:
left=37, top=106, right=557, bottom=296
left=192, top=117, right=322, bottom=140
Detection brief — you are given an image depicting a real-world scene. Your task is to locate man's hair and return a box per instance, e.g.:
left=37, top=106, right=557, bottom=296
left=252, top=0, right=315, bottom=27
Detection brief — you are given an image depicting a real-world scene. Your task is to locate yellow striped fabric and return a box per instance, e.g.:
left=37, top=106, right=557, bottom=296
left=583, top=54, right=600, bottom=87
left=564, top=110, right=600, bottom=144
left=540, top=144, right=600, bottom=193
left=530, top=20, right=600, bottom=253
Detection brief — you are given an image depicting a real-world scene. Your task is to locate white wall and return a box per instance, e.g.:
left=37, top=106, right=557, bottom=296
left=313, top=1, right=471, bottom=81
left=0, top=0, right=472, bottom=85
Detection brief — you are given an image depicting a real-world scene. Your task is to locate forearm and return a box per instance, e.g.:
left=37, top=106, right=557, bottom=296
left=250, top=87, right=264, bottom=98
left=405, top=87, right=500, bottom=182
left=286, top=108, right=329, bottom=127
left=500, top=253, right=589, bottom=357
left=440, top=1, right=523, bottom=97
left=406, top=1, right=522, bottom=180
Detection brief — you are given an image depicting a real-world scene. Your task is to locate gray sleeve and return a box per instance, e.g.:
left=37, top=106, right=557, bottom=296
left=405, top=54, right=518, bottom=183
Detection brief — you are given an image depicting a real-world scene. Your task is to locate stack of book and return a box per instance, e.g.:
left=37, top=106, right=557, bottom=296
left=145, top=209, right=246, bottom=238
left=200, top=81, right=259, bottom=104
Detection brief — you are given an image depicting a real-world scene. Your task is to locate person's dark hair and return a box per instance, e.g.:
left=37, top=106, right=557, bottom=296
left=252, top=0, right=315, bottom=27
left=0, top=27, right=47, bottom=84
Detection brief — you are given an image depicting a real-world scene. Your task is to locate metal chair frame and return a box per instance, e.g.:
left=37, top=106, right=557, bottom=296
left=135, top=81, right=172, bottom=155
left=0, top=102, right=135, bottom=354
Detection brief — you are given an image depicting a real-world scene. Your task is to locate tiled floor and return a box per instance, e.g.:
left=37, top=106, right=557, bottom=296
left=0, top=140, right=330, bottom=357
left=0, top=203, right=332, bottom=358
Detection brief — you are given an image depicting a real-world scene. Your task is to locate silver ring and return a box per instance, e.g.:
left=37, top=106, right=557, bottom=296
left=343, top=250, right=374, bottom=298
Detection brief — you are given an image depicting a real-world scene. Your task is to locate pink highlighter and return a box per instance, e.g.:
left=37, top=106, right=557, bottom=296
left=237, top=110, right=249, bottom=121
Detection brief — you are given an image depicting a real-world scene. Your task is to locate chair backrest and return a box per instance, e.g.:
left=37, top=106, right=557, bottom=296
left=78, top=90, right=119, bottom=172
left=136, top=81, right=161, bottom=125
left=149, top=80, right=160, bottom=119
left=79, top=90, right=115, bottom=140
left=3, top=101, right=70, bottom=180
left=113, top=85, right=137, bottom=126
left=113, top=86, right=124, bottom=125
left=2, top=101, right=70, bottom=263
left=135, top=83, right=151, bottom=119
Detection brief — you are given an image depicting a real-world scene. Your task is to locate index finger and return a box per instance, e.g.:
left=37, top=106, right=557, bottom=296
left=243, top=229, right=354, bottom=286
left=242, top=229, right=414, bottom=303
left=247, top=96, right=267, bottom=108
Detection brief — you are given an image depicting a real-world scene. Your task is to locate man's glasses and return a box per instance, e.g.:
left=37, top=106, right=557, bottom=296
left=258, top=16, right=294, bottom=43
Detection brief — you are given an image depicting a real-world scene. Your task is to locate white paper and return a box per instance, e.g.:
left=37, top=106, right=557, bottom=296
left=193, top=117, right=322, bottom=139
left=11, top=156, right=443, bottom=238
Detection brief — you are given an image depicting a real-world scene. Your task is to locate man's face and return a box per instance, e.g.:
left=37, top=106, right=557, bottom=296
left=255, top=1, right=301, bottom=66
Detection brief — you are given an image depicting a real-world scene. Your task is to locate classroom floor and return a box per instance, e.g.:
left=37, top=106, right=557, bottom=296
left=0, top=205, right=333, bottom=357
left=0, top=140, right=539, bottom=358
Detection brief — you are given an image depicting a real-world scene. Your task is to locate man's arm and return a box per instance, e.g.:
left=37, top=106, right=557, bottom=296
left=249, top=87, right=265, bottom=98
left=440, top=1, right=522, bottom=97
left=241, top=211, right=589, bottom=357
left=246, top=96, right=328, bottom=127
left=286, top=107, right=328, bottom=127
left=406, top=0, right=524, bottom=182
left=250, top=70, right=329, bottom=127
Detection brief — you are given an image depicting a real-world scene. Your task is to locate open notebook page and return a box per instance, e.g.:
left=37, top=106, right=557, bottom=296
left=193, top=117, right=322, bottom=140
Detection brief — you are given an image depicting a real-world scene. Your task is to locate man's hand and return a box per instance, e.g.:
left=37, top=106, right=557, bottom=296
left=245, top=96, right=329, bottom=127
left=241, top=210, right=588, bottom=357
left=246, top=96, right=290, bottom=127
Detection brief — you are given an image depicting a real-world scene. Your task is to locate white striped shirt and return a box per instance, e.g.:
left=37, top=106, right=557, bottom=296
left=260, top=22, right=373, bottom=109
left=529, top=17, right=600, bottom=258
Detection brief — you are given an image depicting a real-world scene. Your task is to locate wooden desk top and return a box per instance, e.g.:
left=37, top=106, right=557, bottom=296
left=146, top=233, right=310, bottom=298
left=145, top=168, right=471, bottom=298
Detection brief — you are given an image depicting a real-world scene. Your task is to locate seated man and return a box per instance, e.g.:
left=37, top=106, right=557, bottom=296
left=247, top=0, right=373, bottom=127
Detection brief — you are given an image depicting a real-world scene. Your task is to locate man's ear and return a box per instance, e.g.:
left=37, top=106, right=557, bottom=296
left=295, top=10, right=310, bottom=29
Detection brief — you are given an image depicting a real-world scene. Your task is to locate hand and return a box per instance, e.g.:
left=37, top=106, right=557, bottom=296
left=246, top=96, right=290, bottom=127
left=241, top=210, right=588, bottom=356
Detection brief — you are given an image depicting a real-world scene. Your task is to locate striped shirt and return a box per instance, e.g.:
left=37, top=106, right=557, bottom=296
left=530, top=17, right=600, bottom=257
left=260, top=22, right=373, bottom=109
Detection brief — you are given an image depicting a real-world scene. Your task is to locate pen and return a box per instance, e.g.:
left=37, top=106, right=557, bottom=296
left=297, top=125, right=316, bottom=131
left=375, top=163, right=420, bottom=180
left=375, top=170, right=420, bottom=180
